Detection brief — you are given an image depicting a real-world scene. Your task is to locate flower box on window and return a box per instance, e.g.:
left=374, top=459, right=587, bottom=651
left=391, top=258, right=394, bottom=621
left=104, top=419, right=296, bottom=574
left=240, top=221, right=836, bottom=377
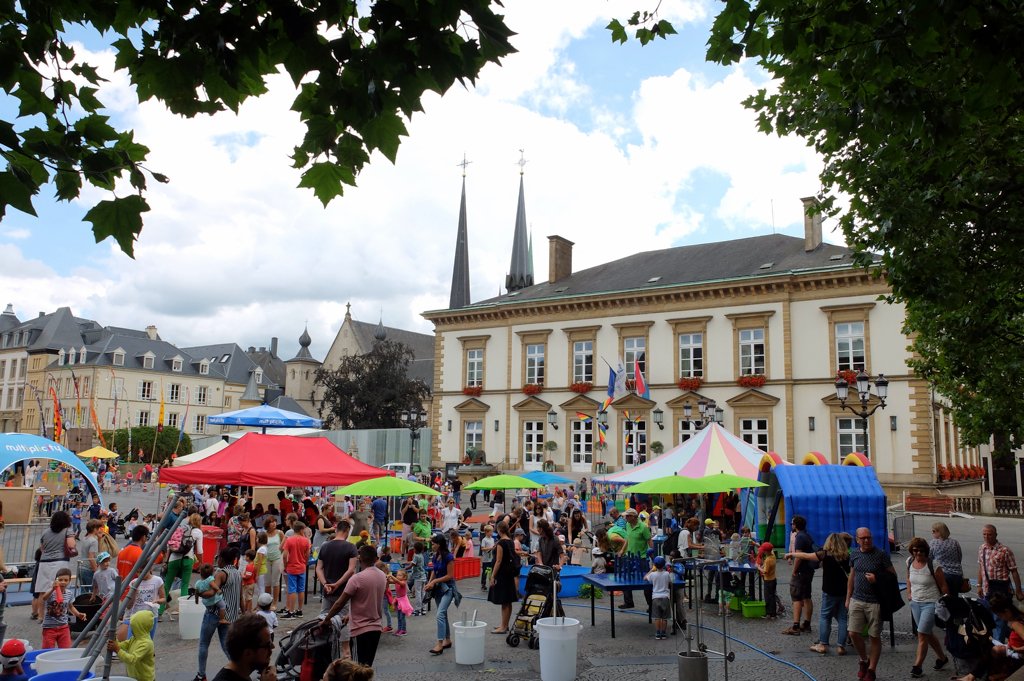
left=570, top=381, right=593, bottom=394
left=625, top=378, right=636, bottom=392
left=937, top=464, right=951, bottom=482
left=737, top=374, right=767, bottom=388
left=677, top=376, right=703, bottom=391
left=463, top=385, right=482, bottom=397
left=837, top=369, right=858, bottom=385
left=522, top=383, right=543, bottom=396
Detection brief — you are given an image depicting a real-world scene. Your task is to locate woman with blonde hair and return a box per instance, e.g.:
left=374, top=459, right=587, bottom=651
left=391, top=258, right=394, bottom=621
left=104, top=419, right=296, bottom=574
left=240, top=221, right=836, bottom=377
left=787, top=531, right=852, bottom=655
left=929, top=521, right=964, bottom=595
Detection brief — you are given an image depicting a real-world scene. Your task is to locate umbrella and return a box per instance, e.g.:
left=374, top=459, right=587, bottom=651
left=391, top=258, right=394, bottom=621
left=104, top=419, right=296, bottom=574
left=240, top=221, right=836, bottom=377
left=465, top=474, right=545, bottom=491
left=78, top=446, right=119, bottom=460
left=621, top=472, right=766, bottom=496
left=334, top=476, right=440, bottom=498
left=207, top=403, right=322, bottom=433
left=520, top=470, right=573, bottom=485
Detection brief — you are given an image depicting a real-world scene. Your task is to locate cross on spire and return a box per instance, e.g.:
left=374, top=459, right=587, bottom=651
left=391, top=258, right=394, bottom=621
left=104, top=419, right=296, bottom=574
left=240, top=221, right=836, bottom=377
left=517, top=149, right=527, bottom=175
left=457, top=153, right=472, bottom=177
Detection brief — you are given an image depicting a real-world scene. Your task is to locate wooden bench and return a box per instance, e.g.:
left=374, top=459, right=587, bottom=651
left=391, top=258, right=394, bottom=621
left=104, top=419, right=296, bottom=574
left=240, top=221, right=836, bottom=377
left=904, top=494, right=954, bottom=515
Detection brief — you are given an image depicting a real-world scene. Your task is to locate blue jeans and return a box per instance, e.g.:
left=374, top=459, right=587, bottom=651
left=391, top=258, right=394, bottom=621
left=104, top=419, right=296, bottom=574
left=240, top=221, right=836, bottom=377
left=434, top=584, right=456, bottom=640
left=382, top=595, right=392, bottom=627
left=819, top=593, right=848, bottom=647
left=197, top=609, right=228, bottom=677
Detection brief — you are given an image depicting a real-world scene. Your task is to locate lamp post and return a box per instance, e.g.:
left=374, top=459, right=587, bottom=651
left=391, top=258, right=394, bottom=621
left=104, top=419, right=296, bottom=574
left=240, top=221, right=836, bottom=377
left=683, top=398, right=724, bottom=429
left=834, top=370, right=888, bottom=457
left=400, top=408, right=427, bottom=469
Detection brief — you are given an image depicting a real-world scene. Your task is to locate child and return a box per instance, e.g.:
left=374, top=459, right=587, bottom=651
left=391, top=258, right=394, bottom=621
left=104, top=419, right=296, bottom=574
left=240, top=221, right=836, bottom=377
left=645, top=556, right=672, bottom=640
left=757, top=542, right=777, bottom=620
left=71, top=503, right=82, bottom=538
left=0, top=639, right=28, bottom=681
left=569, top=538, right=584, bottom=566
left=41, top=568, right=87, bottom=648
left=409, top=541, right=427, bottom=615
left=255, top=531, right=268, bottom=596
left=377, top=561, right=393, bottom=632
left=591, top=546, right=608, bottom=574
left=388, top=569, right=412, bottom=636
left=194, top=563, right=228, bottom=624
left=479, top=525, right=495, bottom=590
left=120, top=567, right=164, bottom=641
left=92, top=552, right=116, bottom=601
left=241, top=549, right=257, bottom=612
left=107, top=610, right=155, bottom=681
left=255, top=592, right=278, bottom=639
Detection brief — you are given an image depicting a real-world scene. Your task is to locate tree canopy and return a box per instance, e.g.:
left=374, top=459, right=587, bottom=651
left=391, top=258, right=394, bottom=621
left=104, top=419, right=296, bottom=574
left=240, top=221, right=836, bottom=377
left=314, top=339, right=430, bottom=430
left=105, top=425, right=191, bottom=462
left=700, top=0, right=1024, bottom=456
left=0, top=0, right=515, bottom=255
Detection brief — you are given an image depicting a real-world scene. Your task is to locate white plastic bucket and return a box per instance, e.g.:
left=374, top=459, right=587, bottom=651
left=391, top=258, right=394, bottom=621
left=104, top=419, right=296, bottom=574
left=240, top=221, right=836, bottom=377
left=105, top=676, right=135, bottom=681
left=451, top=620, right=486, bottom=665
left=535, top=617, right=581, bottom=681
left=178, top=595, right=205, bottom=640
left=33, top=649, right=99, bottom=675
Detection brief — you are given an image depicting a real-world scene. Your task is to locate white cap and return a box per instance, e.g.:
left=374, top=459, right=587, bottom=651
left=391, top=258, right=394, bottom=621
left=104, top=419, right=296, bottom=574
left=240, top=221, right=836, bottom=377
left=258, top=593, right=273, bottom=607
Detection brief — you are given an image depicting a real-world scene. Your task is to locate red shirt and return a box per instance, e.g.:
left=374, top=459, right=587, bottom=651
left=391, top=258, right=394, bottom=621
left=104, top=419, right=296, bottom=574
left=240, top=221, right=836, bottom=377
left=280, top=498, right=294, bottom=517
left=117, top=544, right=143, bottom=579
left=282, top=534, right=310, bottom=576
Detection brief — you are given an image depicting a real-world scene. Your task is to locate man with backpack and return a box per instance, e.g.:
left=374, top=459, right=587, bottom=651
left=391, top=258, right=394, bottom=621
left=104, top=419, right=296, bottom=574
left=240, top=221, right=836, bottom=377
left=163, top=513, right=204, bottom=615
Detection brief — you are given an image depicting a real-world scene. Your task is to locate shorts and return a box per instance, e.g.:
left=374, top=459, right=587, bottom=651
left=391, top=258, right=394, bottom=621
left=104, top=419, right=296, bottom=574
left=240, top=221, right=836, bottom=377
left=286, top=572, right=306, bottom=595
left=651, top=597, right=670, bottom=620
left=42, top=625, right=72, bottom=649
left=242, top=583, right=255, bottom=603
left=267, top=558, right=284, bottom=588
left=848, top=599, right=882, bottom=638
left=911, top=600, right=937, bottom=635
left=789, top=571, right=813, bottom=601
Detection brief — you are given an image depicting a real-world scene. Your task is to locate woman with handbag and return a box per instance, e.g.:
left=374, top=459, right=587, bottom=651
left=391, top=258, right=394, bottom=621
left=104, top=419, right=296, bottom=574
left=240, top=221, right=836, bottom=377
left=906, top=537, right=951, bottom=677
left=488, top=521, right=518, bottom=634
left=929, top=521, right=965, bottom=595
left=425, top=534, right=458, bottom=655
left=32, top=511, right=75, bottom=620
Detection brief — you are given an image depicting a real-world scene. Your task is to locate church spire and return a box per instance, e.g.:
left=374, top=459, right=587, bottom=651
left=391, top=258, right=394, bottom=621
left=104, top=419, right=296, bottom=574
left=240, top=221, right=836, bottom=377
left=449, top=155, right=472, bottom=309
left=505, top=151, right=534, bottom=293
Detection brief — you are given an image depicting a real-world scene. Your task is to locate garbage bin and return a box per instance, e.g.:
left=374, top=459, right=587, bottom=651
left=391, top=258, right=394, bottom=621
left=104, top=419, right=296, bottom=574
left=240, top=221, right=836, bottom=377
left=69, top=593, right=103, bottom=633
left=200, top=525, right=224, bottom=565
left=535, top=617, right=581, bottom=681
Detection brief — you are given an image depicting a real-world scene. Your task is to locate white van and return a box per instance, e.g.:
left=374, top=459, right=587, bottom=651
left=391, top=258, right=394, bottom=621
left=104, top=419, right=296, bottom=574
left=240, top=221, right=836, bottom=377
left=382, top=462, right=422, bottom=477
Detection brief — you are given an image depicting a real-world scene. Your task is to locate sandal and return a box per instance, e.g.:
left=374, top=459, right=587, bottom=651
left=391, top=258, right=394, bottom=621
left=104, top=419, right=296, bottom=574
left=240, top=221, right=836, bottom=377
left=491, top=628, right=508, bottom=634
left=429, top=647, right=444, bottom=656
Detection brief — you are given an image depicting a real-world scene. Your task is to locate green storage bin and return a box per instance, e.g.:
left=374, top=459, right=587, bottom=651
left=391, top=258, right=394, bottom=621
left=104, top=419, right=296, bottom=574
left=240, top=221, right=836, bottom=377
left=742, top=600, right=766, bottom=618
left=757, top=523, right=787, bottom=551
left=615, top=499, right=626, bottom=511
left=728, top=593, right=744, bottom=612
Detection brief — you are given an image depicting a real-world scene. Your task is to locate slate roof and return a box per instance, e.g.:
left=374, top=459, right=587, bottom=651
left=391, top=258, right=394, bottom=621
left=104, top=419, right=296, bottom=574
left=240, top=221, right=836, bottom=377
left=0, top=305, right=19, bottom=333
left=463, top=234, right=864, bottom=309
left=266, top=394, right=313, bottom=417
left=1, top=307, right=102, bottom=352
left=180, top=343, right=271, bottom=386
left=247, top=347, right=287, bottom=387
left=348, top=320, right=434, bottom=389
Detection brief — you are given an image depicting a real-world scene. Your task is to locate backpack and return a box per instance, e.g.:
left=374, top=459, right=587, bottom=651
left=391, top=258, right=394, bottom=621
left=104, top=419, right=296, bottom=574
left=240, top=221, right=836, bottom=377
left=508, top=540, right=522, bottom=573
left=168, top=526, right=195, bottom=556
left=97, top=531, right=119, bottom=558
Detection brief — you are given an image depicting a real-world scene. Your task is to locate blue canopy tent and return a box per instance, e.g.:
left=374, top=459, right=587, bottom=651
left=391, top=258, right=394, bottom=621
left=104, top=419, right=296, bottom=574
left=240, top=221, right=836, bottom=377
left=207, top=404, right=321, bottom=433
left=520, top=470, right=573, bottom=486
left=759, top=464, right=888, bottom=553
left=0, top=433, right=104, bottom=504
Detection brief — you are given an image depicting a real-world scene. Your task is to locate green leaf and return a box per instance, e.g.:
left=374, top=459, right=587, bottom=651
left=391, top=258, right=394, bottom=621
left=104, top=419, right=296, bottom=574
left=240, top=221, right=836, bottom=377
left=0, top=170, right=39, bottom=216
left=53, top=167, right=83, bottom=201
left=607, top=19, right=628, bottom=45
left=361, top=110, right=407, bottom=163
left=84, top=195, right=149, bottom=257
left=298, top=162, right=351, bottom=206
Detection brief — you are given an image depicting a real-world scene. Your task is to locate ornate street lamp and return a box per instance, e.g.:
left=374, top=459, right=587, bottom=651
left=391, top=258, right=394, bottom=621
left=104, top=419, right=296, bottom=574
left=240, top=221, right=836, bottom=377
left=834, top=371, right=888, bottom=457
left=400, top=408, right=427, bottom=468
left=683, top=398, right=724, bottom=429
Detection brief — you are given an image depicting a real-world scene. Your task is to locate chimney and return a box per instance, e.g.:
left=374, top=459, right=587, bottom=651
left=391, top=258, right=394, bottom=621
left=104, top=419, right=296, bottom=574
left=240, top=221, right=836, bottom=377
left=270, top=337, right=279, bottom=356
left=547, top=235, right=574, bottom=284
left=801, top=197, right=823, bottom=252
left=39, top=311, right=44, bottom=317
left=145, top=325, right=158, bottom=340
left=248, top=346, right=256, bottom=353
left=259, top=346, right=266, bottom=353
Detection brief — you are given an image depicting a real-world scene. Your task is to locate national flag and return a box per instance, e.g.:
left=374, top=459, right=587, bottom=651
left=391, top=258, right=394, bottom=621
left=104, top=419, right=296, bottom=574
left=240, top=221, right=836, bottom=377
left=50, top=386, right=63, bottom=441
left=614, top=358, right=628, bottom=400
left=602, top=365, right=615, bottom=411
left=634, top=356, right=650, bottom=399
left=157, top=383, right=165, bottom=433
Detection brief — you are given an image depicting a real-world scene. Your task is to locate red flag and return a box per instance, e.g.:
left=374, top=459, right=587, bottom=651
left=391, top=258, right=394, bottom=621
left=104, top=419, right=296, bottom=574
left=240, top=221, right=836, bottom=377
left=49, top=386, right=63, bottom=441
left=634, top=357, right=649, bottom=399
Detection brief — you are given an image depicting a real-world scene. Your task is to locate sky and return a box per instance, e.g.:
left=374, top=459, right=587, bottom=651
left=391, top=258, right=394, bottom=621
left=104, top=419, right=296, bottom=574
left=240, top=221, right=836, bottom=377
left=0, top=0, right=827, bottom=362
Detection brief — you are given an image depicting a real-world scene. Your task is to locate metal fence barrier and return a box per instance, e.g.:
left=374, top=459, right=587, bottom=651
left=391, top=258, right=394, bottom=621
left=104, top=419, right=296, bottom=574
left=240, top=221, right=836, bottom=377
left=0, top=523, right=48, bottom=566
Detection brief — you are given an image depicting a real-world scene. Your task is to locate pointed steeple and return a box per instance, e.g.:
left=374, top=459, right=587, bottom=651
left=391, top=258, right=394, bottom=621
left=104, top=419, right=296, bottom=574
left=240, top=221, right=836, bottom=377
left=374, top=315, right=387, bottom=342
left=449, top=158, right=472, bottom=309
left=294, top=325, right=314, bottom=360
left=506, top=152, right=534, bottom=292
left=527, top=229, right=534, bottom=282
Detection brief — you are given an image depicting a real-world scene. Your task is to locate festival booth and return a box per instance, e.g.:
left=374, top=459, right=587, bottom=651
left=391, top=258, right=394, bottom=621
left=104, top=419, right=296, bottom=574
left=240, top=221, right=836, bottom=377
left=753, top=452, right=887, bottom=552
left=0, top=434, right=103, bottom=522
left=158, top=433, right=388, bottom=486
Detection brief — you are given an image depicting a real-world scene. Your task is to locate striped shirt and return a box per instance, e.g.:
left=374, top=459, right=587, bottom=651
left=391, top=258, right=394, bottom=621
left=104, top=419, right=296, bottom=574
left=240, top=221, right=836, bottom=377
left=979, top=541, right=1017, bottom=592
left=219, top=566, right=242, bottom=621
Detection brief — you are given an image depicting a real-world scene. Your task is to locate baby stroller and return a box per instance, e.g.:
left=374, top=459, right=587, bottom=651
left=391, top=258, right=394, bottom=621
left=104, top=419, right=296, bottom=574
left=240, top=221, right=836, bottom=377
left=276, top=618, right=337, bottom=681
left=939, top=594, right=994, bottom=678
left=506, top=565, right=564, bottom=649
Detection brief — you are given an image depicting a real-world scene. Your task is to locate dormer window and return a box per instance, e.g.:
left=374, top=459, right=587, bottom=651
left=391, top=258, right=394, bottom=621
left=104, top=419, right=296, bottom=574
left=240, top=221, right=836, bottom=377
left=199, top=360, right=210, bottom=375
left=172, top=357, right=183, bottom=372
left=68, top=349, right=76, bottom=364
left=142, top=353, right=155, bottom=369
left=113, top=350, right=125, bottom=367
left=58, top=350, right=65, bottom=366
left=79, top=347, right=87, bottom=364
left=220, top=353, right=230, bottom=363
left=254, top=368, right=263, bottom=383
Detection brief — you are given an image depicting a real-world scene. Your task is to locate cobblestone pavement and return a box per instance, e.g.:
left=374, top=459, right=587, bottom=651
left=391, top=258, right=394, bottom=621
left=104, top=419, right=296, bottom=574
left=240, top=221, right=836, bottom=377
left=7, top=483, right=1022, bottom=680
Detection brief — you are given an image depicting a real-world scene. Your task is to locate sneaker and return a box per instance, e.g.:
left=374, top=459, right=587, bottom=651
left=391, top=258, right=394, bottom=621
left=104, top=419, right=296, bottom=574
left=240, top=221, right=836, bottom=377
left=857, top=660, right=869, bottom=680
left=910, top=666, right=923, bottom=678
left=193, top=675, right=206, bottom=681
left=280, top=611, right=295, bottom=619
left=276, top=607, right=288, bottom=614
left=809, top=643, right=828, bottom=654
left=800, top=620, right=812, bottom=632
left=934, top=657, right=949, bottom=670
left=382, top=626, right=393, bottom=633
left=295, top=611, right=303, bottom=618
left=780, top=625, right=801, bottom=635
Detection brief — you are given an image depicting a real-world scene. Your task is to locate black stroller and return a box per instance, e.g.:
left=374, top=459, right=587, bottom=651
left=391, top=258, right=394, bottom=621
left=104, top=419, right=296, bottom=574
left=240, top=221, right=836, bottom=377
left=276, top=618, right=337, bottom=681
left=506, top=565, right=564, bottom=649
left=939, top=594, right=995, bottom=678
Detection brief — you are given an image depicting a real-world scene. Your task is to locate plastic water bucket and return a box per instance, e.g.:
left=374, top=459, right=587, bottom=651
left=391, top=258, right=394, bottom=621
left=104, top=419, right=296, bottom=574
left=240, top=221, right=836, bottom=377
left=22, top=648, right=55, bottom=677
left=678, top=651, right=709, bottom=681
left=33, top=671, right=95, bottom=681
left=33, top=650, right=99, bottom=675
left=535, top=617, right=581, bottom=681
left=452, top=620, right=486, bottom=665
left=178, top=595, right=205, bottom=640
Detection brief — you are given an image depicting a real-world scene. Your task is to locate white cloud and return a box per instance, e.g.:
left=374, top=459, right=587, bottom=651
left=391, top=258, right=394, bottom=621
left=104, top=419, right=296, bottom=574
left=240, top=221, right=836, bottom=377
left=1, top=4, right=828, bottom=363
left=2, top=228, right=30, bottom=240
